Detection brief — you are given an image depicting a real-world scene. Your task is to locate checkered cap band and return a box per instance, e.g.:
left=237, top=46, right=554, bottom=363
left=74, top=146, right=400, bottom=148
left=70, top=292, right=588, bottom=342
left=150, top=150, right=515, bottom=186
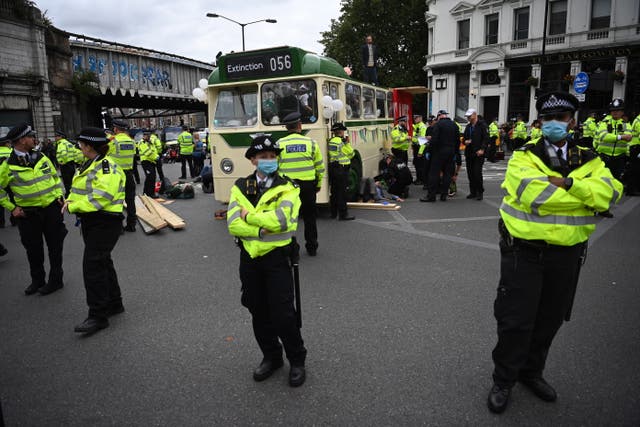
left=14, top=125, right=33, bottom=140
left=540, top=95, right=573, bottom=112
left=79, top=134, right=107, bottom=143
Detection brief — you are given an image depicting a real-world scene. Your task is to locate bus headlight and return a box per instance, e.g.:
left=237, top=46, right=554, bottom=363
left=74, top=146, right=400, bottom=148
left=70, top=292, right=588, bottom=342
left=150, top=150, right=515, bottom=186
left=220, top=158, right=234, bottom=174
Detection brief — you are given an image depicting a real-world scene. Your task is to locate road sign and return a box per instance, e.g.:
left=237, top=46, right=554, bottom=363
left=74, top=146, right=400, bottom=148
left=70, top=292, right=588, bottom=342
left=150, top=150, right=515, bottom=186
left=574, top=72, right=589, bottom=94
left=575, top=93, right=586, bottom=102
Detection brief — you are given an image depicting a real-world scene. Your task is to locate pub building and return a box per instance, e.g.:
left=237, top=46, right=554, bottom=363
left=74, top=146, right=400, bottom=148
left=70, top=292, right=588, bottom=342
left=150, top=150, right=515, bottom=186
left=424, top=0, right=640, bottom=124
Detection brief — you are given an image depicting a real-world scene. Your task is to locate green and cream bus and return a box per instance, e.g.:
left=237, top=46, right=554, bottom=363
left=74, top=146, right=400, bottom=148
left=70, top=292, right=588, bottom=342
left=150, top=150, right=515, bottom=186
left=205, top=46, right=423, bottom=203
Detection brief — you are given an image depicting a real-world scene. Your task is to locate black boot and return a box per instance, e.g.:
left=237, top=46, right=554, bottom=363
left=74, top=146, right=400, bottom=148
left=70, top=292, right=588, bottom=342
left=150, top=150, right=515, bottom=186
left=74, top=317, right=109, bottom=334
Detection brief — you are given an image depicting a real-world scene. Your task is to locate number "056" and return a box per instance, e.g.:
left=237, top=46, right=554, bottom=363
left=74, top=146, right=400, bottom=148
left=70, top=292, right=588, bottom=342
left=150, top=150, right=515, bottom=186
left=269, top=55, right=292, bottom=71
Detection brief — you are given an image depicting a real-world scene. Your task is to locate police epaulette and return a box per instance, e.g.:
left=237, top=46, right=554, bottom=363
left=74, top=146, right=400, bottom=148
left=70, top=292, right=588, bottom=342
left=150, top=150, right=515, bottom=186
left=102, top=159, right=110, bottom=174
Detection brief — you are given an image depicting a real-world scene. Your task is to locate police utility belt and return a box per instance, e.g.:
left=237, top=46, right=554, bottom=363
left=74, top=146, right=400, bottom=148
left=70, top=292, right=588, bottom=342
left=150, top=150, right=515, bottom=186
left=329, top=161, right=349, bottom=169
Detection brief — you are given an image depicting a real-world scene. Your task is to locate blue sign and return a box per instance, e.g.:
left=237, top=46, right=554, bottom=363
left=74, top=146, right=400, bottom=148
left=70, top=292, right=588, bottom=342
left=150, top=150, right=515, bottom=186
left=574, top=72, right=589, bottom=94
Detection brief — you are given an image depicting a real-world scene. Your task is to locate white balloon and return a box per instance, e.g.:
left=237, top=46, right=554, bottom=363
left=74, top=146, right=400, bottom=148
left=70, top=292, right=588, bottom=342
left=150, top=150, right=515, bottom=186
left=322, top=106, right=333, bottom=119
left=193, top=88, right=205, bottom=101
left=198, top=78, right=208, bottom=90
left=322, top=95, right=333, bottom=107
left=331, top=99, right=344, bottom=112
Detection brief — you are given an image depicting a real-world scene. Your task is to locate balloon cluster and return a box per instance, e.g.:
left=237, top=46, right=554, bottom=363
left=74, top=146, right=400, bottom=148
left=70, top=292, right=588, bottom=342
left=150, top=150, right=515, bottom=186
left=192, top=79, right=209, bottom=103
left=321, top=95, right=344, bottom=119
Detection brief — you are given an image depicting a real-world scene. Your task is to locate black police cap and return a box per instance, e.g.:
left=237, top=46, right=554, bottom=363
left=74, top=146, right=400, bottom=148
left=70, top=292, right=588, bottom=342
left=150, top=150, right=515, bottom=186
left=331, top=122, right=347, bottom=131
left=77, top=127, right=108, bottom=147
left=54, top=130, right=67, bottom=138
left=282, top=112, right=302, bottom=125
left=245, top=134, right=282, bottom=159
left=5, top=123, right=36, bottom=142
left=112, top=119, right=130, bottom=129
left=397, top=115, right=407, bottom=122
left=608, top=98, right=625, bottom=111
left=536, top=92, right=579, bottom=114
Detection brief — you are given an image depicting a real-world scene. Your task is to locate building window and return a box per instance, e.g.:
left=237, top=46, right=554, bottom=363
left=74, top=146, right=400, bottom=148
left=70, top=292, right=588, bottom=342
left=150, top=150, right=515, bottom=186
left=508, top=67, right=530, bottom=121
left=549, top=0, right=567, bottom=35
left=590, top=0, right=611, bottom=29
left=485, top=14, right=499, bottom=45
left=455, top=72, right=470, bottom=121
left=481, top=70, right=501, bottom=85
left=458, top=19, right=470, bottom=49
left=514, top=7, right=529, bottom=40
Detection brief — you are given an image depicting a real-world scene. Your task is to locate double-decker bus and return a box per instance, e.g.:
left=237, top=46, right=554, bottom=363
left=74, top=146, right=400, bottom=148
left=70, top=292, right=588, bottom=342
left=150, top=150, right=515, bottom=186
left=206, top=46, right=425, bottom=203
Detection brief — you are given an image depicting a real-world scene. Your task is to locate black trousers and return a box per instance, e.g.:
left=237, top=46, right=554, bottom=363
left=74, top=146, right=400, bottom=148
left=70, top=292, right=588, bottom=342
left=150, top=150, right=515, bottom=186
left=412, top=145, right=425, bottom=183
left=80, top=213, right=122, bottom=320
left=492, top=239, right=585, bottom=387
left=124, top=170, right=136, bottom=226
left=16, top=201, right=67, bottom=286
left=486, top=136, right=498, bottom=162
left=579, top=137, right=593, bottom=149
left=239, top=246, right=306, bottom=365
left=465, top=148, right=485, bottom=196
left=193, top=156, right=204, bottom=176
left=600, top=154, right=627, bottom=181
left=180, top=154, right=195, bottom=178
left=513, top=137, right=526, bottom=150
left=296, top=179, right=318, bottom=252
left=626, top=145, right=640, bottom=194
left=60, top=162, right=76, bottom=198
left=155, top=156, right=165, bottom=181
left=329, top=163, right=349, bottom=217
left=132, top=157, right=141, bottom=184
left=391, top=148, right=409, bottom=167
left=141, top=160, right=157, bottom=197
left=427, top=151, right=455, bottom=197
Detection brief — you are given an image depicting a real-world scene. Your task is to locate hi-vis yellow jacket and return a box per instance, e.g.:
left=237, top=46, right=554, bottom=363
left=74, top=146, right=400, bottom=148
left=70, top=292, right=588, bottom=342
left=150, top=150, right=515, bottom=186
left=500, top=138, right=622, bottom=246
left=391, top=125, right=410, bottom=151
left=595, top=118, right=631, bottom=156
left=108, top=132, right=136, bottom=170
left=66, top=155, right=125, bottom=214
left=0, top=151, right=63, bottom=210
left=277, top=132, right=324, bottom=187
left=227, top=173, right=300, bottom=259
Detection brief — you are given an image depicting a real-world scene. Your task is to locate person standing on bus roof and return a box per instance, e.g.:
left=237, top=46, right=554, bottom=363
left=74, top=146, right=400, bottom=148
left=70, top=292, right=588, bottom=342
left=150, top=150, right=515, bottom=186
left=276, top=112, right=324, bottom=256
left=360, top=34, right=379, bottom=85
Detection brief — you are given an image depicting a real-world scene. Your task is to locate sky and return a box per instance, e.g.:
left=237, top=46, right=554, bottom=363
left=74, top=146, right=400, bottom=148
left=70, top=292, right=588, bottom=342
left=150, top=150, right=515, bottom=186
left=34, top=0, right=344, bottom=64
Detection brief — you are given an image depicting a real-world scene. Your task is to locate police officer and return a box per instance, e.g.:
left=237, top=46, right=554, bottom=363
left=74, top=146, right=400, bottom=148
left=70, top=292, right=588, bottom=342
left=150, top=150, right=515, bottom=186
left=488, top=92, right=623, bottom=413
left=487, top=118, right=500, bottom=163
left=150, top=130, right=165, bottom=181
left=276, top=112, right=324, bottom=256
left=138, top=130, right=158, bottom=197
left=0, top=136, right=11, bottom=228
left=420, top=110, right=459, bottom=202
left=411, top=114, right=427, bottom=185
left=580, top=111, right=597, bottom=148
left=512, top=113, right=528, bottom=149
left=463, top=108, right=489, bottom=200
left=63, top=127, right=126, bottom=334
left=594, top=98, right=632, bottom=181
left=391, top=115, right=410, bottom=166
left=109, top=119, right=137, bottom=232
left=55, top=130, right=79, bottom=197
left=227, top=134, right=307, bottom=387
left=328, top=122, right=355, bottom=220
left=178, top=125, right=195, bottom=179
left=627, top=112, right=640, bottom=196
left=0, top=123, right=67, bottom=295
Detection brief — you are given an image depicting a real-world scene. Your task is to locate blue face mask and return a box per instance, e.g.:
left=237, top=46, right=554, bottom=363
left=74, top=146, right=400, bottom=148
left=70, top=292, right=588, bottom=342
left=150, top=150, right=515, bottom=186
left=257, top=158, right=278, bottom=176
left=541, top=120, right=569, bottom=143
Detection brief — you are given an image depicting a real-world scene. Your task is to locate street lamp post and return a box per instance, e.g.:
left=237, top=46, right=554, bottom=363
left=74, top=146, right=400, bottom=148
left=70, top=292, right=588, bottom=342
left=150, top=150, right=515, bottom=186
left=206, top=13, right=277, bottom=51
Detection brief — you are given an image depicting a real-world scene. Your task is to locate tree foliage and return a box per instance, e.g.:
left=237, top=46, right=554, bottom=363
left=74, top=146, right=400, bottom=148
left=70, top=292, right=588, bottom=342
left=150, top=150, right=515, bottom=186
left=319, top=0, right=428, bottom=89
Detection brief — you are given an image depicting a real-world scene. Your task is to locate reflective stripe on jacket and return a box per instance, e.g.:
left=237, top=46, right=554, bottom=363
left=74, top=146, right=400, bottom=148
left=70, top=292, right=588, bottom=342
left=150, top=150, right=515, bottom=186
left=513, top=121, right=528, bottom=139
left=500, top=138, right=622, bottom=246
left=391, top=126, right=410, bottom=150
left=595, top=119, right=631, bottom=156
left=178, top=131, right=194, bottom=155
left=137, top=140, right=157, bottom=163
left=227, top=174, right=300, bottom=258
left=67, top=155, right=125, bottom=214
left=277, top=133, right=325, bottom=185
left=0, top=152, right=63, bottom=211
left=328, top=136, right=354, bottom=166
left=108, top=132, right=136, bottom=170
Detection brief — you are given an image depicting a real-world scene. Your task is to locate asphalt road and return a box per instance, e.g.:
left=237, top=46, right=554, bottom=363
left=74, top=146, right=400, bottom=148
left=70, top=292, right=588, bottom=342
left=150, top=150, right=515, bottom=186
left=1, top=161, right=639, bottom=426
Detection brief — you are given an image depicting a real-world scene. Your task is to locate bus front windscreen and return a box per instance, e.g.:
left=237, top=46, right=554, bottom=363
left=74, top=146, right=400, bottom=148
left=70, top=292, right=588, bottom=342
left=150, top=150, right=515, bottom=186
left=213, top=85, right=258, bottom=128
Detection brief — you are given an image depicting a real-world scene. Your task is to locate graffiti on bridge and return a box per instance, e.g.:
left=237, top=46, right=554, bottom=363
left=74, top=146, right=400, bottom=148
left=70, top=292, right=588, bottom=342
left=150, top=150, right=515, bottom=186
left=72, top=54, right=173, bottom=89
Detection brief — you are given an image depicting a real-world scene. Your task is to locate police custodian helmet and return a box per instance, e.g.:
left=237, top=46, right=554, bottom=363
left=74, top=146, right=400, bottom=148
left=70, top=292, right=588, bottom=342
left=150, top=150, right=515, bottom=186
left=535, top=92, right=579, bottom=114
left=245, top=134, right=282, bottom=159
left=608, top=98, right=625, bottom=111
left=331, top=122, right=347, bottom=132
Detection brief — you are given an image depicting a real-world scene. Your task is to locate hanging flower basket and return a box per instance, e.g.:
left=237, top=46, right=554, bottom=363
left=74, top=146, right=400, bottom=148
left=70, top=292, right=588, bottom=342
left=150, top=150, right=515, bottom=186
left=612, top=70, right=625, bottom=83
left=525, top=76, right=539, bottom=87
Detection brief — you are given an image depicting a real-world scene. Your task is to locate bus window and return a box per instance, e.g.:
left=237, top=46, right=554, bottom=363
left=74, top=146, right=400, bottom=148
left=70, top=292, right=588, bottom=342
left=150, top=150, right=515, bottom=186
left=387, top=92, right=394, bottom=119
left=329, top=82, right=339, bottom=100
left=213, top=86, right=258, bottom=128
left=261, top=80, right=317, bottom=125
left=363, top=88, right=376, bottom=119
left=376, top=90, right=386, bottom=118
left=345, top=83, right=361, bottom=119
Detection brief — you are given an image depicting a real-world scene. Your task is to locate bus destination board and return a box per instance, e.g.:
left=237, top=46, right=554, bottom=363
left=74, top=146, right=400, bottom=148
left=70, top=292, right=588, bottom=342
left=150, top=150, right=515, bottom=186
left=224, top=49, right=294, bottom=80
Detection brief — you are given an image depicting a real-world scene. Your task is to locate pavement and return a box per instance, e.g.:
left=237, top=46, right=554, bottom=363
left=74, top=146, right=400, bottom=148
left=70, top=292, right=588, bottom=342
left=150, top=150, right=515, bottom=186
left=1, top=160, right=639, bottom=426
